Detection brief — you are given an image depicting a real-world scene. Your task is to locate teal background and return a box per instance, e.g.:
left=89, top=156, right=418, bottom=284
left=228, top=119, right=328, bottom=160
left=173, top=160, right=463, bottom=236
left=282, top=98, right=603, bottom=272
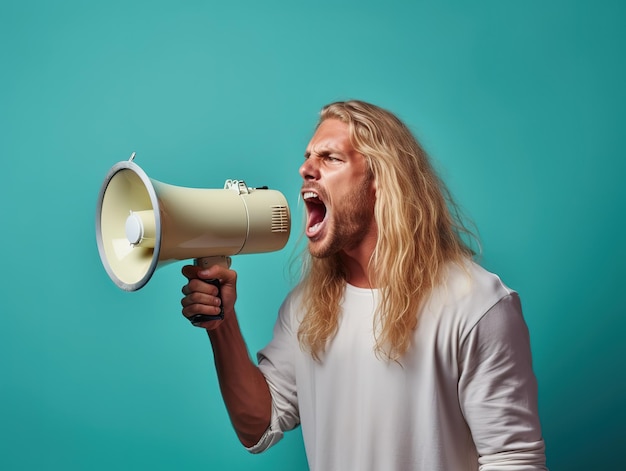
left=1, top=1, right=624, bottom=470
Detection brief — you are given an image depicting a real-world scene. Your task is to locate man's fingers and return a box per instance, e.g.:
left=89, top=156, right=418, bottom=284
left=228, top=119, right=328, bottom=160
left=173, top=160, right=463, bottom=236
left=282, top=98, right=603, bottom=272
left=182, top=264, right=236, bottom=286
left=180, top=264, right=237, bottom=330
left=181, top=291, right=221, bottom=308
left=182, top=278, right=220, bottom=296
left=181, top=297, right=222, bottom=317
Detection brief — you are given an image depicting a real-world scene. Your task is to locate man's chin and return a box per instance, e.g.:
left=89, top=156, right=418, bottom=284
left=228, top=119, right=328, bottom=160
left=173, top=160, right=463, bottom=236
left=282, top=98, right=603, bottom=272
left=307, top=246, right=325, bottom=259
left=307, top=240, right=333, bottom=259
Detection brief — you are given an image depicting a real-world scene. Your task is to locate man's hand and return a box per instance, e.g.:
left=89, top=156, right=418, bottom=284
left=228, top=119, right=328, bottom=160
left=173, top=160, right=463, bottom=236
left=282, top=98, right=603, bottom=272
left=181, top=264, right=238, bottom=329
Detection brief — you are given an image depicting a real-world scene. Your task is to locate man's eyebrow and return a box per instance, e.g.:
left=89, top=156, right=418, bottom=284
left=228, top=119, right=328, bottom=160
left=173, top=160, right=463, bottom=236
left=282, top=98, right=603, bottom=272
left=304, top=148, right=336, bottom=159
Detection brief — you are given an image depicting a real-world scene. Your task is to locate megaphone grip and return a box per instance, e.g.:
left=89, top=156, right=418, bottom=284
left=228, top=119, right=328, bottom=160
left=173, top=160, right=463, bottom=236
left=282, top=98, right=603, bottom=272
left=189, top=278, right=224, bottom=325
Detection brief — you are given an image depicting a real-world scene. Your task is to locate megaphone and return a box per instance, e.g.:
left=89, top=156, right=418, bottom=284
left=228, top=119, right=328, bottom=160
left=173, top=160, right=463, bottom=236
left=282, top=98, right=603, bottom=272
left=95, top=153, right=291, bottom=297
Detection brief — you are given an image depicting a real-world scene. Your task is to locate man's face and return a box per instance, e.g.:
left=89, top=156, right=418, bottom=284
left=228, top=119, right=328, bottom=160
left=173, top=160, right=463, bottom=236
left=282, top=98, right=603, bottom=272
left=300, top=118, right=377, bottom=259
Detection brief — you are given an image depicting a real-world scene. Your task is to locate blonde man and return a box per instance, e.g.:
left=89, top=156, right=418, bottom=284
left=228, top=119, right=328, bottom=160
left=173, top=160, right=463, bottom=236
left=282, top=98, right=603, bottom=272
left=181, top=100, right=547, bottom=470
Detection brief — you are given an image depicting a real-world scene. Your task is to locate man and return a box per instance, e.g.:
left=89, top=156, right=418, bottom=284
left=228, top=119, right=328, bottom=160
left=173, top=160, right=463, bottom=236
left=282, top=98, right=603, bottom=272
left=180, top=100, right=548, bottom=470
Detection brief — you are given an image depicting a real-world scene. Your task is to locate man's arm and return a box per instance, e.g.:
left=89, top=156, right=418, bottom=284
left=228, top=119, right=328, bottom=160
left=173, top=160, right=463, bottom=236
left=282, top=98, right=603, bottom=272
left=459, top=293, right=548, bottom=470
left=181, top=264, right=272, bottom=448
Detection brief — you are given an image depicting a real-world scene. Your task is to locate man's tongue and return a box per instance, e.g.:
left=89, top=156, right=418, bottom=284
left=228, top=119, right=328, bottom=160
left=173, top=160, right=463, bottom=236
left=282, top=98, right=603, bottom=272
left=307, top=203, right=326, bottom=237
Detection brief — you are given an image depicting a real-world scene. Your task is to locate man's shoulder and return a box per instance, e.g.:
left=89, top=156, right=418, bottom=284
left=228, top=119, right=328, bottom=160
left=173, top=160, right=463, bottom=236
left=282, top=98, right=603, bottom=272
left=424, top=259, right=516, bottom=329
left=445, top=258, right=514, bottom=299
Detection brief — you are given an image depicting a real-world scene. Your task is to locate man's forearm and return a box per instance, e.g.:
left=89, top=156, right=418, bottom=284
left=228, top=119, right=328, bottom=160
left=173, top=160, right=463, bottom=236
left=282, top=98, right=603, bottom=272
left=207, top=311, right=272, bottom=447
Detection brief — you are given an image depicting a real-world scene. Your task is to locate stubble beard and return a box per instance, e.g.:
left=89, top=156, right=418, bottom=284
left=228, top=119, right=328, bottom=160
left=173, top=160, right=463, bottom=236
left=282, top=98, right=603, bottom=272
left=308, top=177, right=375, bottom=259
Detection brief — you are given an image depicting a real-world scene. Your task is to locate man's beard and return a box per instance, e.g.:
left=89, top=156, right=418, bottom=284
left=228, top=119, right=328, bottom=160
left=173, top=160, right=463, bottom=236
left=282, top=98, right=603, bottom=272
left=308, top=177, right=375, bottom=259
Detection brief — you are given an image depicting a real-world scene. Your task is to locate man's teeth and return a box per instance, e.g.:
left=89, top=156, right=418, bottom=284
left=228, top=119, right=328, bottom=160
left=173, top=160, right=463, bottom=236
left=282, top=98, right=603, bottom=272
left=310, top=221, right=323, bottom=232
left=303, top=191, right=319, bottom=200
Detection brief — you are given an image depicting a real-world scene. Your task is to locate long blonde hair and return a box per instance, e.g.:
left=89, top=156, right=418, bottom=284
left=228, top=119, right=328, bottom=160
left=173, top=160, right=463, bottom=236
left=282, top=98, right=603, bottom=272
left=297, top=100, right=475, bottom=361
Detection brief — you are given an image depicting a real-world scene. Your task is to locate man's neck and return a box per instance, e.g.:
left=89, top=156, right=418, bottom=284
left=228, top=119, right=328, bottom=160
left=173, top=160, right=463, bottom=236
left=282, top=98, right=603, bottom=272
left=340, top=247, right=375, bottom=288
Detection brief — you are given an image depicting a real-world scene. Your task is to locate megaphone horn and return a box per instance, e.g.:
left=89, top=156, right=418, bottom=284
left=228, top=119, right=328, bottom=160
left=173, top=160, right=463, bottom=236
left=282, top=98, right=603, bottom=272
left=95, top=153, right=291, bottom=292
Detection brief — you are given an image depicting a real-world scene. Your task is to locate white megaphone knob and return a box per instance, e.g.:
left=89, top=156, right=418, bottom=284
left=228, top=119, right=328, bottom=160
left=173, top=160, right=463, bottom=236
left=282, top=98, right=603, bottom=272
left=125, top=212, right=143, bottom=245
left=125, top=210, right=156, bottom=247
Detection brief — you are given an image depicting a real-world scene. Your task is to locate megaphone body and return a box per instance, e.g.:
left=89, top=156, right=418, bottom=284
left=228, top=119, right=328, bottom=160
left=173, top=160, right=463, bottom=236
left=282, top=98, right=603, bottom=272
left=96, top=155, right=291, bottom=292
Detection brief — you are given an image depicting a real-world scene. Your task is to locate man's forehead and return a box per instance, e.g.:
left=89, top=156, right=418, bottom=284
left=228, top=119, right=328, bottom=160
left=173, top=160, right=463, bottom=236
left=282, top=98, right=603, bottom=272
left=306, top=120, right=352, bottom=154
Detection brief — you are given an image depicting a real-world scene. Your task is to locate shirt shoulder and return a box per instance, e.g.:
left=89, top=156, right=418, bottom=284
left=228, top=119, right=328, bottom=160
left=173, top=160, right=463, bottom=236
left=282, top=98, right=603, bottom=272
left=423, top=259, right=517, bottom=340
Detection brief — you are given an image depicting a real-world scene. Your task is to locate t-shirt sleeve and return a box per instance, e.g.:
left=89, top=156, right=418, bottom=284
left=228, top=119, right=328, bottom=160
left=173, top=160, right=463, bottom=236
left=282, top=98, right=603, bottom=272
left=246, top=293, right=301, bottom=454
left=458, top=293, right=548, bottom=470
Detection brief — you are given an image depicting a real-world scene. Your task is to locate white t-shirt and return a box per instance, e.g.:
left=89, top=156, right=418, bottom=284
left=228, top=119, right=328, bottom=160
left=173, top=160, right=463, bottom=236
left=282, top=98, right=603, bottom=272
left=249, top=260, right=547, bottom=471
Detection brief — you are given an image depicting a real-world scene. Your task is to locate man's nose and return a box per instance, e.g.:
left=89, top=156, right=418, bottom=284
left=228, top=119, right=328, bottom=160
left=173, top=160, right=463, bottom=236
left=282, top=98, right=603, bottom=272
left=299, top=157, right=320, bottom=180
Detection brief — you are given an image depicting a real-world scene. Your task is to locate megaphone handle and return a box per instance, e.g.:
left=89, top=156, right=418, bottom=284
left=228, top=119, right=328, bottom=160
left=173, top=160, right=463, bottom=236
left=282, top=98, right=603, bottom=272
left=189, top=278, right=224, bottom=324
left=189, top=256, right=232, bottom=325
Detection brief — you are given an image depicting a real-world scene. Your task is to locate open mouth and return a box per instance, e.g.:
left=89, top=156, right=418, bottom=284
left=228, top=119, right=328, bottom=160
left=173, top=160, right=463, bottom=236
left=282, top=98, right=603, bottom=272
left=303, top=190, right=327, bottom=238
